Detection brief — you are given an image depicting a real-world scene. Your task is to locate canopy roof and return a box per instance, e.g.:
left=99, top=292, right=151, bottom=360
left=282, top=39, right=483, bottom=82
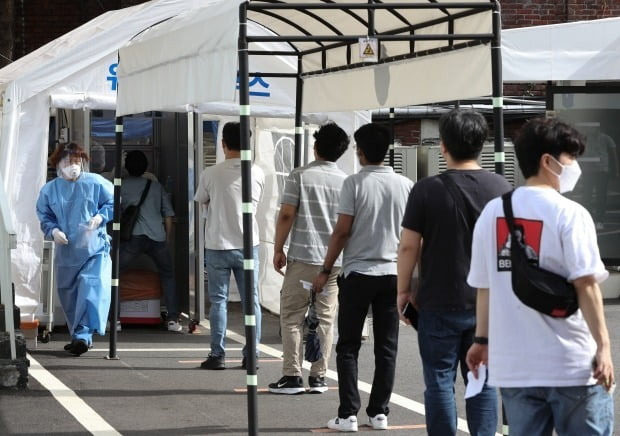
left=117, top=0, right=496, bottom=115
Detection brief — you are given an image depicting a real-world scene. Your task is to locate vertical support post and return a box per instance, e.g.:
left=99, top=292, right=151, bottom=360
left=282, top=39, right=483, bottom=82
left=368, top=0, right=375, bottom=36
left=389, top=107, right=395, bottom=168
left=294, top=57, right=303, bottom=169
left=493, top=2, right=508, bottom=433
left=107, top=116, right=122, bottom=360
left=238, top=4, right=259, bottom=435
left=491, top=2, right=505, bottom=177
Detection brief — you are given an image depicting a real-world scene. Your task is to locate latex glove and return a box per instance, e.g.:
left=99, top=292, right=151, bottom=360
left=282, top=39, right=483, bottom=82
left=87, top=214, right=103, bottom=230
left=52, top=228, right=68, bottom=245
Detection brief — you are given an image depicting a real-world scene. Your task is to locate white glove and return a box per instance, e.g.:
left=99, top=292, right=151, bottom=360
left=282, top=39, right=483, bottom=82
left=52, top=228, right=68, bottom=245
left=87, top=214, right=103, bottom=230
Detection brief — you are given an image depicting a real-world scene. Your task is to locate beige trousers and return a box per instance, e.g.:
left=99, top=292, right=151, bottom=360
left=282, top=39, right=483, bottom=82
left=279, top=260, right=339, bottom=377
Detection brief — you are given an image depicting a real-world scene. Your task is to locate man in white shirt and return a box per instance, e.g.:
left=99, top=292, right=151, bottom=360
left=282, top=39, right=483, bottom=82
left=194, top=122, right=265, bottom=370
left=466, top=117, right=615, bottom=435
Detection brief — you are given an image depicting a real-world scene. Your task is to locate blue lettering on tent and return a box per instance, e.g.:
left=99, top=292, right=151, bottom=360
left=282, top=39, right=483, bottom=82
left=236, top=74, right=271, bottom=97
left=107, top=63, right=118, bottom=91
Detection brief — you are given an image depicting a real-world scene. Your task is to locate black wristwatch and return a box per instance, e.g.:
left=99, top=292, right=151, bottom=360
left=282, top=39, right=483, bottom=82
left=320, top=266, right=332, bottom=275
left=473, top=336, right=488, bottom=345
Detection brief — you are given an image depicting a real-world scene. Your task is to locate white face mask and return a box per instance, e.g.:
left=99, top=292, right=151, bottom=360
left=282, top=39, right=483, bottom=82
left=549, top=156, right=581, bottom=193
left=61, top=164, right=81, bottom=180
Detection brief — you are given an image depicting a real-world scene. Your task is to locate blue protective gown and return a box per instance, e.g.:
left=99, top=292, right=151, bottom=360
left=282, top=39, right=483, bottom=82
left=36, top=172, right=114, bottom=344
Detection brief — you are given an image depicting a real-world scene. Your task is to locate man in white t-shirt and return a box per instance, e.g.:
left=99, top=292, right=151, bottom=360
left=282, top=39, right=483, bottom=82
left=466, top=117, right=615, bottom=435
left=194, top=122, right=265, bottom=370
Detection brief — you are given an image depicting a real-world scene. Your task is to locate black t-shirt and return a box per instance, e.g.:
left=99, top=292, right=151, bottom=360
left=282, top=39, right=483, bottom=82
left=402, top=169, right=512, bottom=311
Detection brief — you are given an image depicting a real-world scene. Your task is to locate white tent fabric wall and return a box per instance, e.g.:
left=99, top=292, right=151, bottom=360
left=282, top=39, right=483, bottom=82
left=502, top=16, right=620, bottom=82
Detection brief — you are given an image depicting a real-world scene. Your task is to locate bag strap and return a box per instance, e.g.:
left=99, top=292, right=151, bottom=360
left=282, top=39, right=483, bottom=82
left=136, top=179, right=152, bottom=208
left=501, top=190, right=518, bottom=235
left=438, top=172, right=476, bottom=236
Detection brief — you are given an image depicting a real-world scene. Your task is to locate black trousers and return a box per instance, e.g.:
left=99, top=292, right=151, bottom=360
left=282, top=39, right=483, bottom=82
left=336, top=272, right=399, bottom=418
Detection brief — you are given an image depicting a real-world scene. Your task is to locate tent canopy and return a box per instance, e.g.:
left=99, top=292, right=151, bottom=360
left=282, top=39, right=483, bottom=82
left=117, top=0, right=497, bottom=115
left=0, top=0, right=345, bottom=320
left=502, top=16, right=620, bottom=82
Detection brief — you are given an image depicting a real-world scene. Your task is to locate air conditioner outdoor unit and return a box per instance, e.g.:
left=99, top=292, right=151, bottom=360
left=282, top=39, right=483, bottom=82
left=416, top=142, right=525, bottom=187
left=384, top=146, right=417, bottom=182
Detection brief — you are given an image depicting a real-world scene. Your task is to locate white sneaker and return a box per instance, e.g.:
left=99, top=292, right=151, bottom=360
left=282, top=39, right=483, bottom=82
left=106, top=321, right=122, bottom=332
left=327, top=416, right=358, bottom=432
left=368, top=414, right=388, bottom=430
left=167, top=321, right=182, bottom=332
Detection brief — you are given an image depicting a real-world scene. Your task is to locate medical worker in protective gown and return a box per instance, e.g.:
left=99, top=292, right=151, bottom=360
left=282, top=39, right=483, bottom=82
left=36, top=143, right=114, bottom=356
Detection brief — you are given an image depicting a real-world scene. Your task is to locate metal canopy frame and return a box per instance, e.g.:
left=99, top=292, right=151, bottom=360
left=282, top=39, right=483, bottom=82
left=235, top=1, right=504, bottom=434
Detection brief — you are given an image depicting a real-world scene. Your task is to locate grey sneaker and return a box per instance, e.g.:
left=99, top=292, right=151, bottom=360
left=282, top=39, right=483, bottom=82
left=327, top=416, right=358, bottom=432
left=308, top=375, right=328, bottom=394
left=268, top=376, right=305, bottom=394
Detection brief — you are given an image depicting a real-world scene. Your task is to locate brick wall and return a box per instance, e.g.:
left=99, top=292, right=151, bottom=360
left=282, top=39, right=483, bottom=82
left=500, top=0, right=620, bottom=29
left=13, top=0, right=146, bottom=59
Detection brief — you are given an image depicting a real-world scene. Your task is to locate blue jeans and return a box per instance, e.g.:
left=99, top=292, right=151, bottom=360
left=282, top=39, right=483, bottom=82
left=205, top=247, right=261, bottom=358
left=119, top=235, right=179, bottom=320
left=500, top=385, right=614, bottom=436
left=417, top=309, right=498, bottom=436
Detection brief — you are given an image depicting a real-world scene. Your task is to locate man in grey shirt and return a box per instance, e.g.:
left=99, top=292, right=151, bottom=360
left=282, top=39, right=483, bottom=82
left=119, top=151, right=181, bottom=332
left=313, top=123, right=413, bottom=432
left=268, top=122, right=349, bottom=395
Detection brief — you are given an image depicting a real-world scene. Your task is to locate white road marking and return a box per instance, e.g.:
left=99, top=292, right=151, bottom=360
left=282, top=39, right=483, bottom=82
left=27, top=353, right=121, bottom=436
left=32, top=320, right=500, bottom=435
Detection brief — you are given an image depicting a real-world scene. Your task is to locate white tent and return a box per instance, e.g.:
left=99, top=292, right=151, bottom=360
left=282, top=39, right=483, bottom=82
left=502, top=16, right=620, bottom=82
left=0, top=0, right=365, bottom=320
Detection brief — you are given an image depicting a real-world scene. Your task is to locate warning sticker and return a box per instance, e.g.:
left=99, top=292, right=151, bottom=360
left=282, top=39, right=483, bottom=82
left=359, top=37, right=379, bottom=62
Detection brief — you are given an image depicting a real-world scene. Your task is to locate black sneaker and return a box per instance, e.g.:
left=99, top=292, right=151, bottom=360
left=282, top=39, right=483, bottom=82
left=200, top=354, right=225, bottom=370
left=268, top=376, right=305, bottom=394
left=308, top=375, right=328, bottom=394
left=241, top=356, right=259, bottom=370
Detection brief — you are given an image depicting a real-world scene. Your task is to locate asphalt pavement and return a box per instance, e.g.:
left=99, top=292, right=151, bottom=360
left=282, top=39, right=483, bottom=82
left=1, top=299, right=619, bottom=435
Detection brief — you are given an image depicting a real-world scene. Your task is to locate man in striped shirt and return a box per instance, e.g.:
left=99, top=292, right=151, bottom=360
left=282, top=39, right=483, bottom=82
left=268, top=122, right=350, bottom=395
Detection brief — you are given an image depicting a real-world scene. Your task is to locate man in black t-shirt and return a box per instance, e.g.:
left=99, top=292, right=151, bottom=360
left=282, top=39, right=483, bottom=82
left=396, top=109, right=512, bottom=436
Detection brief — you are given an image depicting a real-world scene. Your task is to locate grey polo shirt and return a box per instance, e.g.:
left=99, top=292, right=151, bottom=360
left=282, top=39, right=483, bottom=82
left=281, top=160, right=347, bottom=265
left=121, top=176, right=175, bottom=242
left=338, top=165, right=413, bottom=277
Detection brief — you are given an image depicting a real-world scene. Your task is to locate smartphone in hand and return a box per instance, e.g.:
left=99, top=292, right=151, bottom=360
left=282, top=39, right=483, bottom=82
left=402, top=302, right=418, bottom=330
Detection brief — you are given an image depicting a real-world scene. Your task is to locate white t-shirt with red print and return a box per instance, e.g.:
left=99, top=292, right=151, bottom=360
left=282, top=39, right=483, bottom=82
left=468, top=186, right=608, bottom=388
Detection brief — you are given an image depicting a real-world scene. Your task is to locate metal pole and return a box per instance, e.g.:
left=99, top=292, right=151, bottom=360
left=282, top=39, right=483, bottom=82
left=491, top=2, right=504, bottom=177
left=389, top=107, right=395, bottom=168
left=106, top=116, right=122, bottom=360
left=239, top=4, right=259, bottom=435
left=493, top=2, right=508, bottom=433
left=294, top=57, right=303, bottom=169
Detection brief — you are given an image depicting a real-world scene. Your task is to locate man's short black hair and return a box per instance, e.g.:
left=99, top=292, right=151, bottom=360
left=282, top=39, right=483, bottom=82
left=438, top=109, right=488, bottom=161
left=314, top=122, right=350, bottom=162
left=353, top=123, right=390, bottom=164
left=222, top=122, right=251, bottom=151
left=125, top=150, right=148, bottom=177
left=514, top=117, right=585, bottom=179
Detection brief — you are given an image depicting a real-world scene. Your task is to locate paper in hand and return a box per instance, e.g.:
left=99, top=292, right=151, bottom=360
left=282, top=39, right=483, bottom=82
left=464, top=363, right=487, bottom=399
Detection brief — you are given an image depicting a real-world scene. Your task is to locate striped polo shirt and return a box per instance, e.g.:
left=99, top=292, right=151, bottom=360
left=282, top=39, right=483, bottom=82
left=280, top=160, right=347, bottom=265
